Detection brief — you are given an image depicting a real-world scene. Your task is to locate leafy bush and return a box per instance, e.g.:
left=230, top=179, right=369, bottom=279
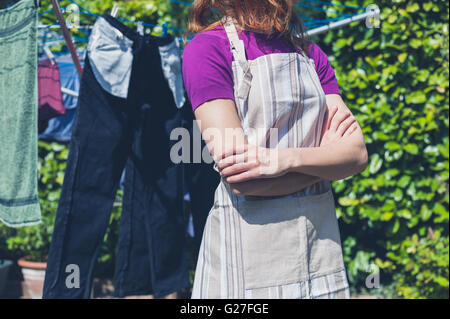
left=316, top=0, right=449, bottom=298
left=384, top=229, right=449, bottom=298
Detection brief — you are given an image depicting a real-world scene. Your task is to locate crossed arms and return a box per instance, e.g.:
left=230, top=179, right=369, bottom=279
left=194, top=94, right=369, bottom=196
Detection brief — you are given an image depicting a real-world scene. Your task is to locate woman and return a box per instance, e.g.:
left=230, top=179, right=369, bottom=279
left=182, top=0, right=368, bottom=299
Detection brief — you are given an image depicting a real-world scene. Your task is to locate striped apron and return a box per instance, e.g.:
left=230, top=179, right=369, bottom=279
left=191, top=17, right=350, bottom=299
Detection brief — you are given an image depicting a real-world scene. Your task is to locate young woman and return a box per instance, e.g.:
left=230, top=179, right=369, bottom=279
left=182, top=0, right=368, bottom=299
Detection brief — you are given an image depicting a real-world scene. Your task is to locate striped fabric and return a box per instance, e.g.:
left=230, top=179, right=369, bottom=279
left=191, top=17, right=349, bottom=299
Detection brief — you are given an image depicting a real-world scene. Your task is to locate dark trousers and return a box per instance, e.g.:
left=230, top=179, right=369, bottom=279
left=43, top=16, right=189, bottom=298
left=181, top=108, right=220, bottom=251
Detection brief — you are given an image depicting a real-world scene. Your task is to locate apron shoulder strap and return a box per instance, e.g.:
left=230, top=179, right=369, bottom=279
left=221, top=16, right=252, bottom=100
left=222, top=16, right=248, bottom=66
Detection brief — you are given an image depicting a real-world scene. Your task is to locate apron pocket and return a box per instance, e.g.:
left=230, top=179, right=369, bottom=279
left=238, top=190, right=334, bottom=289
left=304, top=190, right=346, bottom=278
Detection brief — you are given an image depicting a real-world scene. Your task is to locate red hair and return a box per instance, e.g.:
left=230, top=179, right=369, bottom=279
left=186, top=0, right=309, bottom=55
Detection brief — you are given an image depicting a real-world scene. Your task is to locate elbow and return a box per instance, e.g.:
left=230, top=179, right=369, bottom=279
left=356, top=145, right=369, bottom=174
left=327, top=145, right=369, bottom=182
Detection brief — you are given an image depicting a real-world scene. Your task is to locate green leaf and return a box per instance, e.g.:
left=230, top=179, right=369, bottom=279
left=434, top=277, right=449, bottom=287
left=433, top=202, right=448, bottom=217
left=404, top=143, right=419, bottom=155
left=385, top=141, right=402, bottom=151
left=406, top=91, right=427, bottom=104
left=398, top=175, right=411, bottom=188
left=392, top=188, right=404, bottom=201
left=388, top=219, right=400, bottom=234
left=398, top=53, right=408, bottom=62
left=369, top=153, right=383, bottom=174
left=420, top=204, right=432, bottom=221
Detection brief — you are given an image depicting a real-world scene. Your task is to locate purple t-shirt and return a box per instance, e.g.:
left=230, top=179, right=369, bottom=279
left=182, top=25, right=340, bottom=111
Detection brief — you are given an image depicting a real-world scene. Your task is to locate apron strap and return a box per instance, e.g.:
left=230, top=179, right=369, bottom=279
left=222, top=16, right=247, bottom=65
left=222, top=16, right=252, bottom=100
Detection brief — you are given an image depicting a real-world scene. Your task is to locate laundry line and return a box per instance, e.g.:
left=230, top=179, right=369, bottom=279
left=45, top=14, right=383, bottom=103
left=40, top=0, right=377, bottom=83
left=39, top=0, right=372, bottom=41
left=306, top=7, right=380, bottom=36
left=64, top=0, right=185, bottom=33
left=300, top=0, right=365, bottom=10
left=38, top=24, right=94, bottom=30
left=61, top=87, right=78, bottom=98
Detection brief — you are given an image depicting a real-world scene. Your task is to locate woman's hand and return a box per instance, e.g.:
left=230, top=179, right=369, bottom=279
left=216, top=144, right=290, bottom=183
left=320, top=105, right=359, bottom=147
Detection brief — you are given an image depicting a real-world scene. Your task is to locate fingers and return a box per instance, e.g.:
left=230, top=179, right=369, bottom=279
left=336, top=115, right=356, bottom=136
left=329, top=109, right=351, bottom=132
left=220, top=161, right=258, bottom=178
left=217, top=152, right=247, bottom=170
left=326, top=105, right=339, bottom=131
left=226, top=169, right=260, bottom=183
left=214, top=144, right=248, bottom=161
left=343, top=122, right=358, bottom=137
left=329, top=108, right=352, bottom=132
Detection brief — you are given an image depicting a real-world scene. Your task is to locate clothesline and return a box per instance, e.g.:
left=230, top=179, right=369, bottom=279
left=38, top=0, right=378, bottom=82
left=301, top=0, right=365, bottom=10
left=66, top=0, right=185, bottom=33
left=38, top=0, right=368, bottom=37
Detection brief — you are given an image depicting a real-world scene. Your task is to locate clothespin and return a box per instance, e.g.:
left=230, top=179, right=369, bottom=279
left=44, top=44, right=56, bottom=65
left=111, top=3, right=120, bottom=18
left=137, top=21, right=144, bottom=35
left=162, top=23, right=168, bottom=36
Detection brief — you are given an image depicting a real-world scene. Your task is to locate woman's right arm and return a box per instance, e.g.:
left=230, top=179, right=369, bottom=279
left=194, top=98, right=322, bottom=196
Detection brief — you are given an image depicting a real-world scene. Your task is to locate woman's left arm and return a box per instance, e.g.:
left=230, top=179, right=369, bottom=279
left=286, top=94, right=368, bottom=181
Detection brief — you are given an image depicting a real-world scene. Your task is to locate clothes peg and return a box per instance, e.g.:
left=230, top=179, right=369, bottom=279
left=137, top=21, right=144, bottom=35
left=43, top=45, right=56, bottom=65
left=111, top=3, right=120, bottom=18
left=162, top=23, right=168, bottom=36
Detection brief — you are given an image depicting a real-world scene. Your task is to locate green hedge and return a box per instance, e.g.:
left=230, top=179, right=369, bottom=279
left=318, top=0, right=449, bottom=298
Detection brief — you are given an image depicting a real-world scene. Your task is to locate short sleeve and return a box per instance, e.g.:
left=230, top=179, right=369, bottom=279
left=307, top=42, right=341, bottom=95
left=182, top=34, right=235, bottom=111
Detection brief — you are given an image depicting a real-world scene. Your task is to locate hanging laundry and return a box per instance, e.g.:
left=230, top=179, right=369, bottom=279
left=181, top=107, right=220, bottom=250
left=43, top=14, right=190, bottom=299
left=37, top=58, right=66, bottom=133
left=159, top=39, right=186, bottom=109
left=0, top=0, right=41, bottom=227
left=39, top=53, right=84, bottom=142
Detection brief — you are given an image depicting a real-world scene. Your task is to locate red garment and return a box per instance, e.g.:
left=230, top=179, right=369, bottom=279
left=38, top=58, right=66, bottom=133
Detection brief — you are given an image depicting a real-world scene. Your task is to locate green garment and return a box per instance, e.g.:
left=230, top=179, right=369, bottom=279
left=0, top=0, right=41, bottom=227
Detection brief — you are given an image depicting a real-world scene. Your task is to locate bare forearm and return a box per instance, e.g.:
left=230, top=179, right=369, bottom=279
left=285, top=131, right=368, bottom=181
left=227, top=172, right=322, bottom=196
